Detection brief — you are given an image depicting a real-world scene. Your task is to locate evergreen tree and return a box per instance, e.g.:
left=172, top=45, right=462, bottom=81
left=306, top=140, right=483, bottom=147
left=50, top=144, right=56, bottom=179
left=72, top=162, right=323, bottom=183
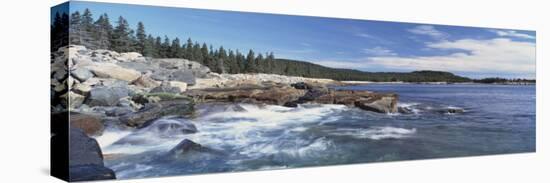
left=192, top=42, right=202, bottom=61
left=143, top=34, right=156, bottom=57
left=170, top=37, right=182, bottom=58
left=245, top=50, right=257, bottom=73
left=154, top=36, right=162, bottom=57
left=52, top=12, right=69, bottom=51
left=93, top=13, right=113, bottom=49
left=184, top=38, right=193, bottom=60
left=111, top=16, right=133, bottom=52
left=69, top=11, right=82, bottom=45
left=136, top=22, right=147, bottom=54
left=79, top=9, right=95, bottom=48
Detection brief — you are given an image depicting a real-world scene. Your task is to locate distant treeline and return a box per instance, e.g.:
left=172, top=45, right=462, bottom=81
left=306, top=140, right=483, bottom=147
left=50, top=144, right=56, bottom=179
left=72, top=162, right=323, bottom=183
left=50, top=9, right=531, bottom=83
left=473, top=77, right=536, bottom=84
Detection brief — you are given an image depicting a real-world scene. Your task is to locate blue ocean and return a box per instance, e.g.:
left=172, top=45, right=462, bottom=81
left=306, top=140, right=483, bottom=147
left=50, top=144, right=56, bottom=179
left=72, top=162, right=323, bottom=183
left=97, top=84, right=536, bottom=179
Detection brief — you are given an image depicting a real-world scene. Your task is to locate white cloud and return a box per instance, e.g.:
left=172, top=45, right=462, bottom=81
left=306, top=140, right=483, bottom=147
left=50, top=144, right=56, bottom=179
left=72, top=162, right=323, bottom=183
left=362, top=46, right=397, bottom=56
left=493, top=30, right=535, bottom=39
left=315, top=38, right=536, bottom=78
left=408, top=25, right=447, bottom=39
left=367, top=38, right=535, bottom=78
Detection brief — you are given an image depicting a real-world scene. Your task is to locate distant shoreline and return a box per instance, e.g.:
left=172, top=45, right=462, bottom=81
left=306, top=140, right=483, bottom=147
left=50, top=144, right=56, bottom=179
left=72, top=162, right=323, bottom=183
left=339, top=81, right=535, bottom=86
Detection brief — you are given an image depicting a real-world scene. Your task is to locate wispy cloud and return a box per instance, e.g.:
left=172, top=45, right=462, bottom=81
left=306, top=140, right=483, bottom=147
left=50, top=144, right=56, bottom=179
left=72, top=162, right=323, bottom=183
left=367, top=38, right=535, bottom=78
left=493, top=30, right=535, bottom=39
left=314, top=38, right=535, bottom=78
left=408, top=25, right=447, bottom=39
left=362, top=46, right=397, bottom=56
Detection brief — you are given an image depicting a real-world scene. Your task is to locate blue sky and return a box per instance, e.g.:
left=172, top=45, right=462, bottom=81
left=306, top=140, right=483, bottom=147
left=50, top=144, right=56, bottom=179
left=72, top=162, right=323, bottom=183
left=55, top=1, right=536, bottom=79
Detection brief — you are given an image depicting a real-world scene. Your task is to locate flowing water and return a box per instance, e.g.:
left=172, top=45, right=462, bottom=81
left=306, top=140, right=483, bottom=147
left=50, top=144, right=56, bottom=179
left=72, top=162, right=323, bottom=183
left=96, top=84, right=536, bottom=179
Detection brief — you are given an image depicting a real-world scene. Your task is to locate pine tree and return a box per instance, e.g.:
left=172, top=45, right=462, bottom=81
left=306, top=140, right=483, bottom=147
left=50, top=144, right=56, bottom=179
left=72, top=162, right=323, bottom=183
left=69, top=11, right=82, bottom=45
left=160, top=36, right=171, bottom=58
left=170, top=37, right=182, bottom=58
left=154, top=36, right=162, bottom=57
left=52, top=12, right=69, bottom=51
left=93, top=13, right=113, bottom=49
left=111, top=16, right=133, bottom=52
left=143, top=34, right=156, bottom=57
left=199, top=43, right=209, bottom=65
left=80, top=9, right=95, bottom=48
left=184, top=38, right=193, bottom=60
left=136, top=22, right=147, bottom=54
left=245, top=50, right=257, bottom=73
left=192, top=42, right=202, bottom=61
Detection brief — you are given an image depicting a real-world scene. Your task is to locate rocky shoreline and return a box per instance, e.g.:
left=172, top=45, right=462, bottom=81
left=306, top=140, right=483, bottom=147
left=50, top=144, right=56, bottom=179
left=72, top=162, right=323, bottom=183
left=51, top=45, right=399, bottom=180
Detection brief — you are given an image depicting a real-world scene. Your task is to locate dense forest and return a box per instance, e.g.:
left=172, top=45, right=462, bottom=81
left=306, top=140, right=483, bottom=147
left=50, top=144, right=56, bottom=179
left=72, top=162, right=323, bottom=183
left=51, top=9, right=532, bottom=83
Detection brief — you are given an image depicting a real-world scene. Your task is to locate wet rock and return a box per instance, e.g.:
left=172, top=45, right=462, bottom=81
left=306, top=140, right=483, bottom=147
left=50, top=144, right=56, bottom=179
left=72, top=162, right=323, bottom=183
left=105, top=107, right=134, bottom=117
left=69, top=128, right=115, bottom=181
left=119, top=99, right=194, bottom=128
left=440, top=107, right=465, bottom=114
left=69, top=128, right=104, bottom=166
left=69, top=164, right=116, bottom=182
left=188, top=86, right=306, bottom=105
left=355, top=95, right=398, bottom=113
left=86, top=86, right=129, bottom=106
left=145, top=118, right=198, bottom=135
left=167, top=139, right=222, bottom=159
left=70, top=113, right=104, bottom=136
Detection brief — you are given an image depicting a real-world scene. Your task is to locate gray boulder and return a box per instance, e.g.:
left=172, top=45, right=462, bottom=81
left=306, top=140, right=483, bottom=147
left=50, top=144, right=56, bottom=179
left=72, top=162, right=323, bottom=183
left=69, top=128, right=116, bottom=181
left=71, top=68, right=94, bottom=82
left=120, top=99, right=194, bottom=128
left=86, top=86, right=129, bottom=106
left=69, top=165, right=116, bottom=182
left=69, top=128, right=104, bottom=166
left=170, top=70, right=196, bottom=85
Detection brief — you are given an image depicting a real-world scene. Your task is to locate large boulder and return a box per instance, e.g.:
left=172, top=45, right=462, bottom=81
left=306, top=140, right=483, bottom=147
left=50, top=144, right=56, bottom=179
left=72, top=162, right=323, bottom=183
left=170, top=70, right=196, bottom=85
left=69, top=165, right=116, bottom=182
left=120, top=99, right=194, bottom=128
left=85, top=63, right=141, bottom=82
left=145, top=118, right=198, bottom=135
left=86, top=86, right=129, bottom=106
left=354, top=94, right=398, bottom=113
left=69, top=128, right=104, bottom=166
left=188, top=85, right=306, bottom=105
left=167, top=139, right=222, bottom=159
left=69, top=128, right=116, bottom=181
left=70, top=68, right=94, bottom=82
left=69, top=113, right=104, bottom=136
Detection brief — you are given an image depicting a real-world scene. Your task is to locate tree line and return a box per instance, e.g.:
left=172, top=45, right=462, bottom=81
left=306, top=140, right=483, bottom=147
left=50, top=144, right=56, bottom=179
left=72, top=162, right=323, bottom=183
left=51, top=9, right=531, bottom=83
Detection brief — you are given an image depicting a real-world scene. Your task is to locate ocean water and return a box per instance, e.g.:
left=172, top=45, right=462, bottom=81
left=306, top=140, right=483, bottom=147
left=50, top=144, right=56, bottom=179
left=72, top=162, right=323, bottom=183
left=97, top=84, right=536, bottom=179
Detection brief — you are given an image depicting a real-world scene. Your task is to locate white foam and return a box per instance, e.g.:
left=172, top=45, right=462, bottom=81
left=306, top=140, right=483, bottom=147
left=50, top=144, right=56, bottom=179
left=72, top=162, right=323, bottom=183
left=98, top=103, right=348, bottom=156
left=94, top=129, right=132, bottom=149
left=331, top=126, right=416, bottom=140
